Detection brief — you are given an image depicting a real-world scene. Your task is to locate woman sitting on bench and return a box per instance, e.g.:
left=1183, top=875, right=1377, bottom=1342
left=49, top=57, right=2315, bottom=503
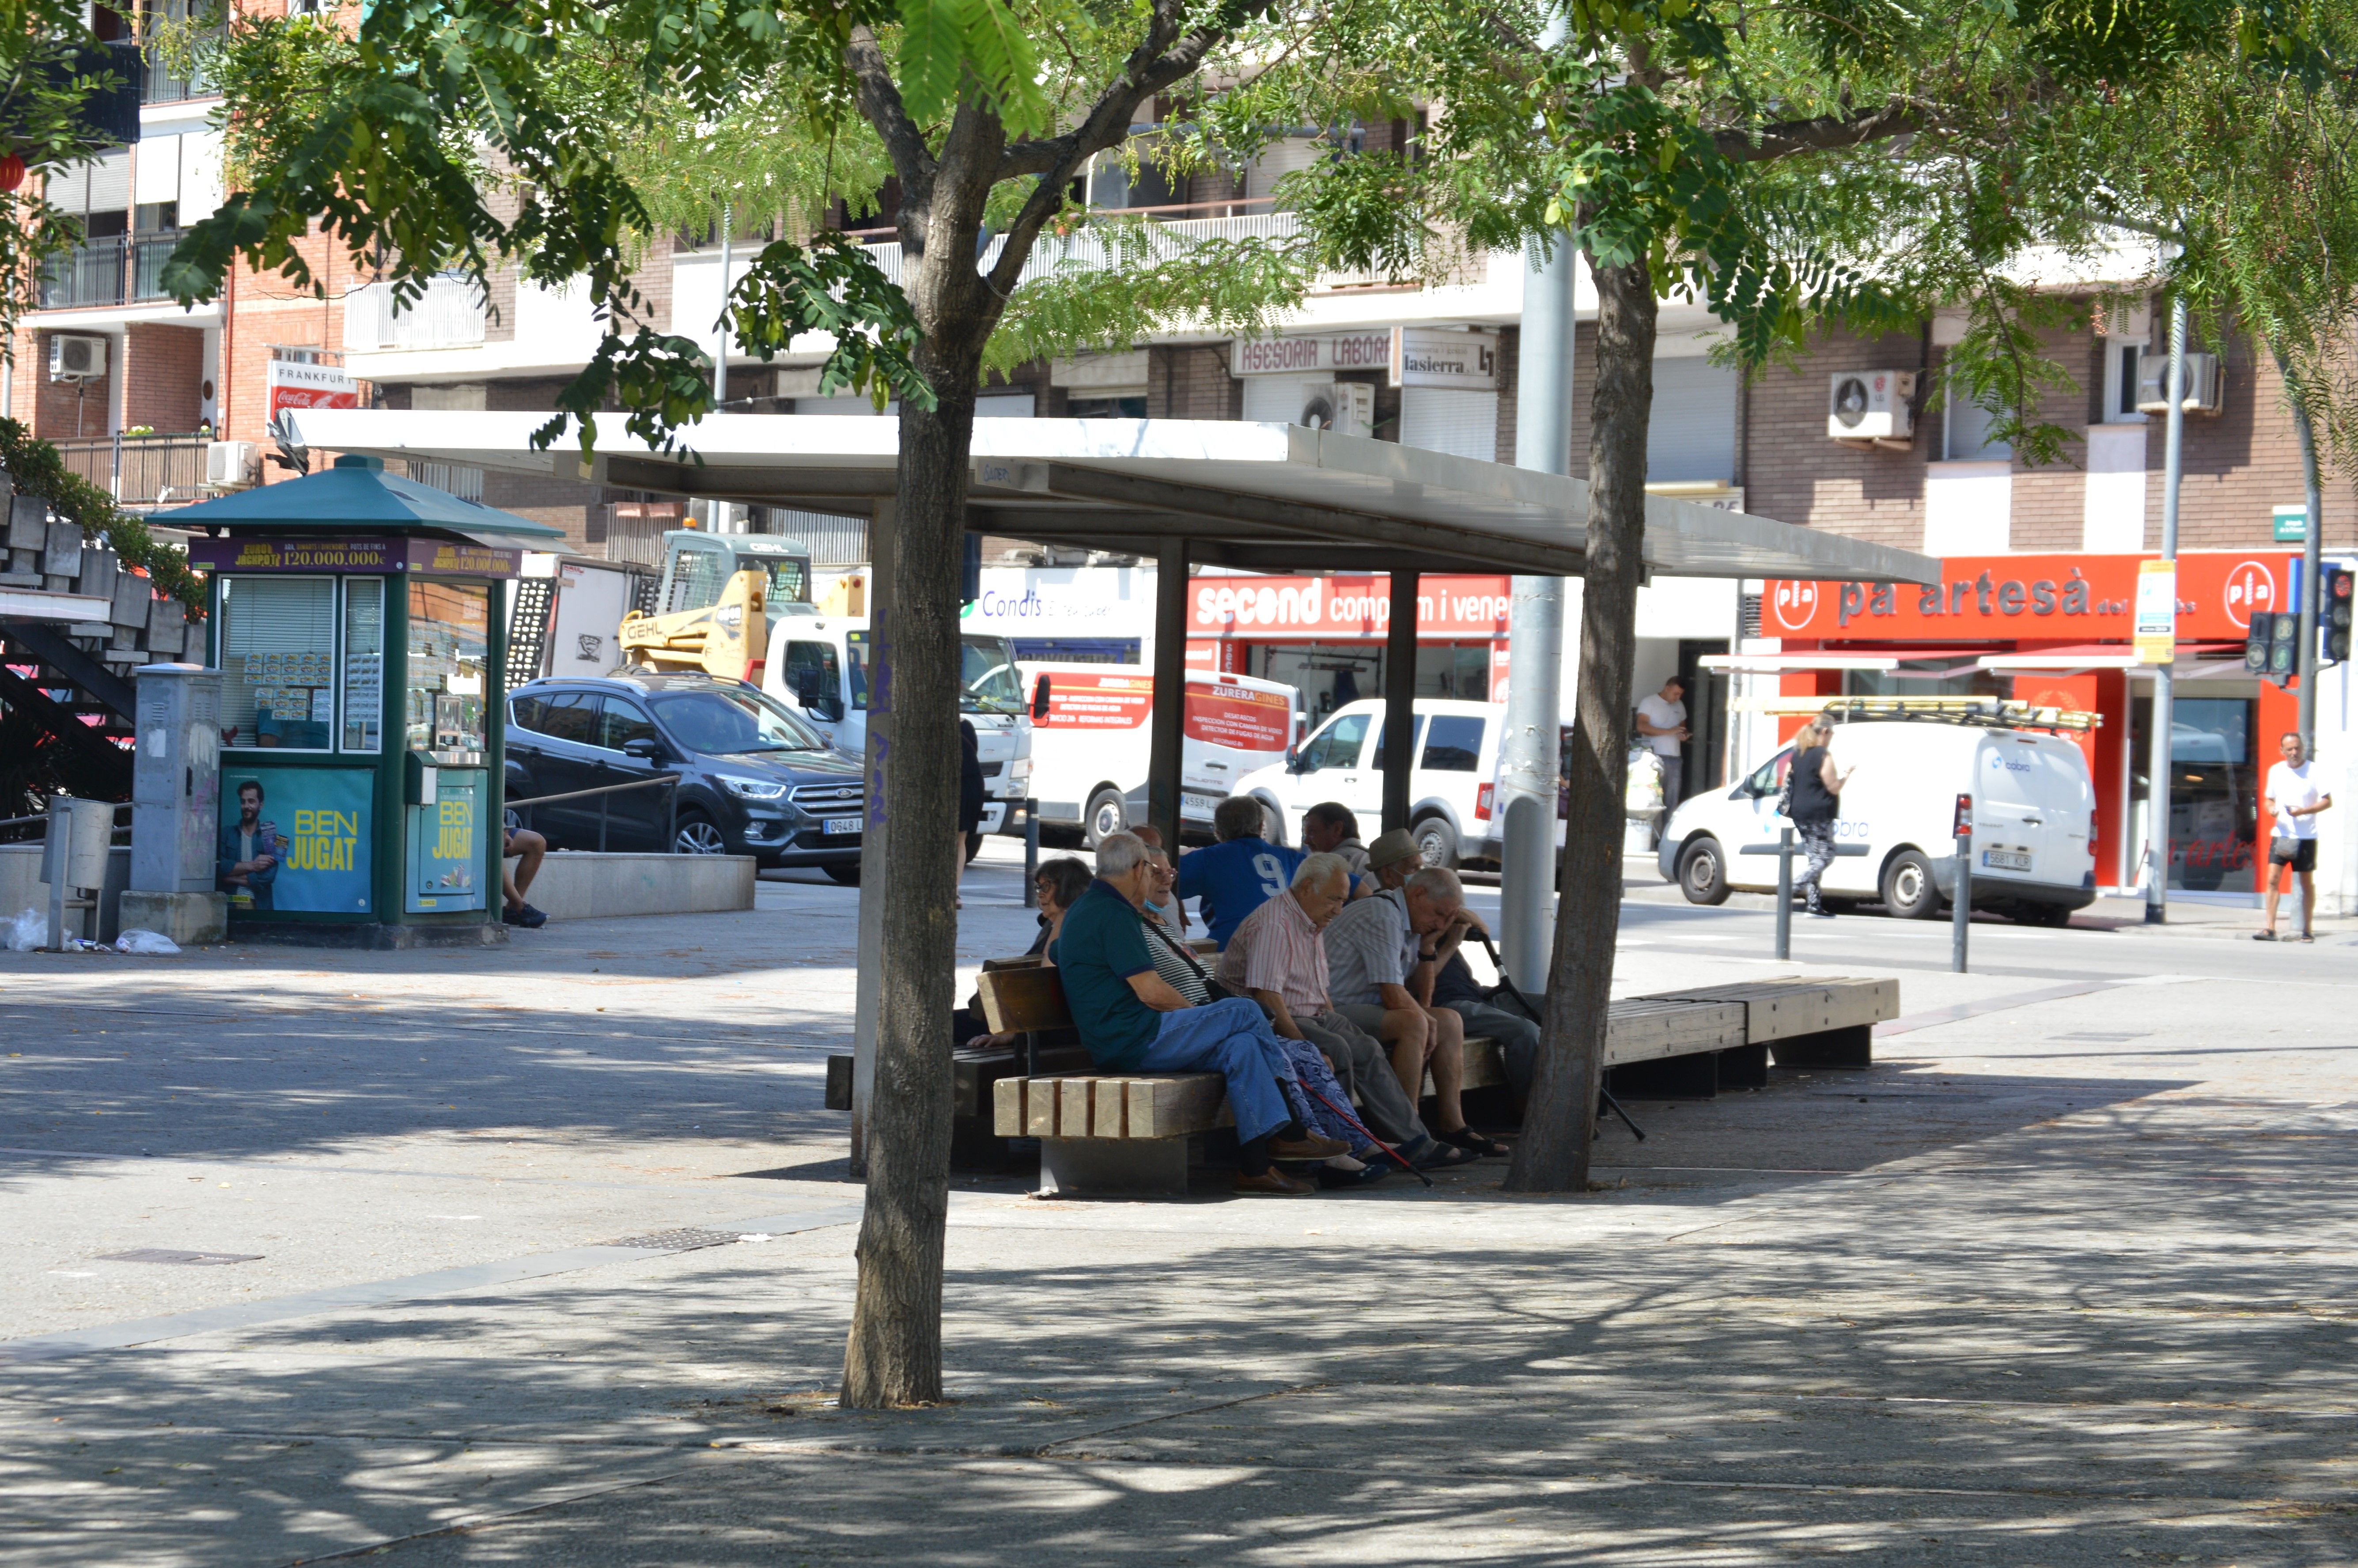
left=1053, top=831, right=1349, bottom=1197
left=955, top=857, right=1094, bottom=1049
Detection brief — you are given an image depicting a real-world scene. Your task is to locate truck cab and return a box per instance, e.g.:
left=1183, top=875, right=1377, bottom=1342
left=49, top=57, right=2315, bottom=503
left=653, top=530, right=820, bottom=632
left=762, top=617, right=1034, bottom=839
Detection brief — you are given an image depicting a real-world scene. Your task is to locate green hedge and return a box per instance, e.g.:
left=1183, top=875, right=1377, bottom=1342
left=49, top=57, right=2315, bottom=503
left=0, top=418, right=207, bottom=617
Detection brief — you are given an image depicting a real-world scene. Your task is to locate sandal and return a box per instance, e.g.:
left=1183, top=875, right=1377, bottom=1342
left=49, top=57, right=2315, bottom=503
left=2253, top=930, right=2278, bottom=942
left=1438, top=1126, right=1510, bottom=1159
left=1413, top=1140, right=1482, bottom=1170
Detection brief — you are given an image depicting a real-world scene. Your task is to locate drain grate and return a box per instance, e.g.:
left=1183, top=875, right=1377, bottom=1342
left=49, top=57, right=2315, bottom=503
left=602, top=1228, right=746, bottom=1253
left=99, top=1249, right=263, bottom=1267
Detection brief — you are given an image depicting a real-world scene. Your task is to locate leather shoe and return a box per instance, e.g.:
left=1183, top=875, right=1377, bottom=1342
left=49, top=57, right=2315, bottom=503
left=1234, top=1170, right=1317, bottom=1196
left=1269, top=1132, right=1350, bottom=1160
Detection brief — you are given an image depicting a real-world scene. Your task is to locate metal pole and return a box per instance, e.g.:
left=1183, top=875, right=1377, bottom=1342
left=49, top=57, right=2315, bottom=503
left=2292, top=378, right=2324, bottom=751
left=1022, top=797, right=1039, bottom=907
left=1953, top=793, right=1974, bottom=973
left=714, top=203, right=732, bottom=408
left=1382, top=569, right=1419, bottom=833
left=1774, top=825, right=1793, bottom=962
left=2145, top=293, right=2188, bottom=925
left=1499, top=229, right=1578, bottom=985
left=666, top=778, right=678, bottom=855
left=46, top=797, right=70, bottom=951
left=1146, top=537, right=1188, bottom=852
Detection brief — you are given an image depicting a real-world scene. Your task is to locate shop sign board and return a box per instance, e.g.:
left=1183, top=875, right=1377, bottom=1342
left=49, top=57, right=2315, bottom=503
left=1391, top=328, right=1500, bottom=390
left=1190, top=572, right=1512, bottom=638
left=1230, top=331, right=1395, bottom=376
left=1759, top=552, right=2295, bottom=644
left=2273, top=504, right=2309, bottom=542
left=265, top=360, right=360, bottom=420
left=189, top=536, right=524, bottom=578
left=216, top=765, right=372, bottom=913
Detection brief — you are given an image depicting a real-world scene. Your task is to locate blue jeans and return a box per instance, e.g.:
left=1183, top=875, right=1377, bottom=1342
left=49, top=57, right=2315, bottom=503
left=1140, top=996, right=1295, bottom=1146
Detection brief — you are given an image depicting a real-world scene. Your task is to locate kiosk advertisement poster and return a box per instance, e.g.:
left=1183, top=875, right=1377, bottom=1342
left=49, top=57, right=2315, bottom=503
left=216, top=767, right=373, bottom=913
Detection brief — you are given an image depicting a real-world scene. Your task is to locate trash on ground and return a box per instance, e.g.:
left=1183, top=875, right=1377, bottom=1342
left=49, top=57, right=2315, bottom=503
left=3, top=909, right=45, bottom=952
left=114, top=929, right=181, bottom=955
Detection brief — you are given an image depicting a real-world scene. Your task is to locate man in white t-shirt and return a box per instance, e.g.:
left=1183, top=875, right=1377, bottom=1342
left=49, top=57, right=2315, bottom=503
left=1635, top=677, right=1690, bottom=807
left=2259, top=731, right=2334, bottom=943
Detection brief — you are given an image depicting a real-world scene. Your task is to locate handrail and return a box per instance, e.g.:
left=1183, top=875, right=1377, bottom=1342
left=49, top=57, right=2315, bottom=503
left=505, top=773, right=680, bottom=808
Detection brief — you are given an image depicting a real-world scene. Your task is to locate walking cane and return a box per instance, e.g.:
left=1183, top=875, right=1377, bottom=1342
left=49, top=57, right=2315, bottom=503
left=1297, top=1077, right=1435, bottom=1189
left=1474, top=931, right=1647, bottom=1143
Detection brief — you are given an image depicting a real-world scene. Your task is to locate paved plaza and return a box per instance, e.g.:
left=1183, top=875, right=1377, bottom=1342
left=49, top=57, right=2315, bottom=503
left=2, top=845, right=2354, bottom=1566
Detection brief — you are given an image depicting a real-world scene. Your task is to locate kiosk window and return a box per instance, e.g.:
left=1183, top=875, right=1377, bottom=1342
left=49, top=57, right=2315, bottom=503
left=341, top=579, right=383, bottom=753
left=599, top=696, right=658, bottom=752
left=406, top=581, right=490, bottom=755
left=220, top=575, right=337, bottom=751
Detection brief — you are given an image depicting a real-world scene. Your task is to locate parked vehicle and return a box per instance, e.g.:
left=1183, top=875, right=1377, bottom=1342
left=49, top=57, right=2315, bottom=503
left=1656, top=716, right=2099, bottom=923
left=1233, top=697, right=1509, bottom=869
left=505, top=672, right=863, bottom=882
left=762, top=615, right=1033, bottom=847
left=1022, top=663, right=1298, bottom=845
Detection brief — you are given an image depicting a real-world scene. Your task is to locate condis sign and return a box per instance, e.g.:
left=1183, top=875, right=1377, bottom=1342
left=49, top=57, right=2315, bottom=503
left=1763, top=553, right=2297, bottom=642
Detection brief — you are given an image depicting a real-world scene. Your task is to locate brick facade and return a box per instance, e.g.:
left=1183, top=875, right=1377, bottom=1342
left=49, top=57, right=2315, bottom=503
left=13, top=329, right=114, bottom=440
left=1147, top=344, right=1242, bottom=420
left=121, top=322, right=205, bottom=432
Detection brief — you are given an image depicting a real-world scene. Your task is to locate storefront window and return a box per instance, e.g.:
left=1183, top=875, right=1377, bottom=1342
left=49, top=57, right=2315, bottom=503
left=406, top=581, right=490, bottom=756
left=219, top=576, right=337, bottom=750
left=2131, top=693, right=2258, bottom=894
left=341, top=579, right=384, bottom=753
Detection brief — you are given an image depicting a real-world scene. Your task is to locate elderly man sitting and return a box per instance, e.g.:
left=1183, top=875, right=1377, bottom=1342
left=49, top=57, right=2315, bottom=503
left=1321, top=834, right=1508, bottom=1159
left=1054, top=830, right=1347, bottom=1196
left=1217, top=854, right=1478, bottom=1171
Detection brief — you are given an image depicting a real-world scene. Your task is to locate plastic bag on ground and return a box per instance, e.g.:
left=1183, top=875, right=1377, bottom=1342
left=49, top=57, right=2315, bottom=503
left=114, top=929, right=181, bottom=955
left=3, top=908, right=45, bottom=953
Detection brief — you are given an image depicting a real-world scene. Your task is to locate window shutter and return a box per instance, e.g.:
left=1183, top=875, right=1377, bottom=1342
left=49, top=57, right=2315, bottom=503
left=1646, top=356, right=1737, bottom=483
left=1399, top=388, right=1500, bottom=462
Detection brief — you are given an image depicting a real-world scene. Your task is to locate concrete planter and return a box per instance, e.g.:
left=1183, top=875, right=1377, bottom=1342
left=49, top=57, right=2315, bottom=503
left=521, top=852, right=756, bottom=921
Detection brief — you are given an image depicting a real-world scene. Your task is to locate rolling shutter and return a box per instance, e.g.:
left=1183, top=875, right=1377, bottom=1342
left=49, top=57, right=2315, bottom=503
left=1646, top=356, right=1737, bottom=483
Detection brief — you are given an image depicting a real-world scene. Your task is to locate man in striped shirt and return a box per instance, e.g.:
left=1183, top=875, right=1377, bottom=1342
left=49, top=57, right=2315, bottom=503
left=1217, top=854, right=1473, bottom=1168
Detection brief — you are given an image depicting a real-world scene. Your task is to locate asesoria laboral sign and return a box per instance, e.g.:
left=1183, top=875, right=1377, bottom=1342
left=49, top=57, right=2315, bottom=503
left=1762, top=553, right=2295, bottom=641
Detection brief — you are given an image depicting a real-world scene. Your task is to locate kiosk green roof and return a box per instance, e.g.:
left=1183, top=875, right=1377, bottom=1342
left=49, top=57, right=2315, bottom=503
left=154, top=454, right=566, bottom=540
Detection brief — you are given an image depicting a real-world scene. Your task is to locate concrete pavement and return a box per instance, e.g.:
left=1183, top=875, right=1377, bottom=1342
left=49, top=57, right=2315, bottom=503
left=2, top=840, right=2353, bottom=1565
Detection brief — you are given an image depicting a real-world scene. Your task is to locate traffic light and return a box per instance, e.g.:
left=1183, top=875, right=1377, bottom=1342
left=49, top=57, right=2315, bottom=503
left=2270, top=611, right=2300, bottom=683
left=2322, top=563, right=2354, bottom=666
left=2247, top=611, right=2275, bottom=674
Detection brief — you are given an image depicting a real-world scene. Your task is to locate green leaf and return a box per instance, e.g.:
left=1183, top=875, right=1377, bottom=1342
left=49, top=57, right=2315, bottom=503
left=896, top=0, right=965, bottom=126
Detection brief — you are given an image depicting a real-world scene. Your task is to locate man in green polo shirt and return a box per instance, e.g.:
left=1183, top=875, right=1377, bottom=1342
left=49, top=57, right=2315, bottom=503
left=1054, top=830, right=1347, bottom=1196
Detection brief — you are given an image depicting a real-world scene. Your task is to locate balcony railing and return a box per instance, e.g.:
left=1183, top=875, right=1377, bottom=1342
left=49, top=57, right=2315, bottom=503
left=53, top=436, right=211, bottom=509
left=144, top=53, right=214, bottom=104
left=854, top=201, right=1406, bottom=295
left=35, top=233, right=185, bottom=309
left=341, top=276, right=489, bottom=352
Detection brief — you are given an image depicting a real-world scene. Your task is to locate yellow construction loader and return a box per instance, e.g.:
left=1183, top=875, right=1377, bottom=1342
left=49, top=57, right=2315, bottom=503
left=617, top=567, right=768, bottom=684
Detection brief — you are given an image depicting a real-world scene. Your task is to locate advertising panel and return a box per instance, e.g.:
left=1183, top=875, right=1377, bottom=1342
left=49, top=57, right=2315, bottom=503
left=1183, top=679, right=1292, bottom=750
left=1034, top=670, right=1153, bottom=730
left=265, top=360, right=360, bottom=421
left=186, top=537, right=524, bottom=578
left=407, top=769, right=486, bottom=913
left=1189, top=573, right=1512, bottom=639
left=216, top=765, right=372, bottom=914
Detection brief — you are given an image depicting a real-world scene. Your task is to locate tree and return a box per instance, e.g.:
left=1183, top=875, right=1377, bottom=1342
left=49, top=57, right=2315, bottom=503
left=168, top=0, right=1472, bottom=1407
left=0, top=0, right=135, bottom=350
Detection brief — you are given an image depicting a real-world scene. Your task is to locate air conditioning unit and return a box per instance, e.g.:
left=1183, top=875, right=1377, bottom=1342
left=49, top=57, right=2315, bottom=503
left=2135, top=351, right=2224, bottom=416
left=47, top=334, right=107, bottom=382
left=204, top=440, right=261, bottom=491
left=1297, top=380, right=1374, bottom=439
left=1827, top=369, right=1916, bottom=442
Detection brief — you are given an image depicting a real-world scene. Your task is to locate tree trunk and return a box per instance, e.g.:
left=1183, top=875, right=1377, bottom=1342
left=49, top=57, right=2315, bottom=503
left=1504, top=253, right=1656, bottom=1193
left=839, top=140, right=997, bottom=1407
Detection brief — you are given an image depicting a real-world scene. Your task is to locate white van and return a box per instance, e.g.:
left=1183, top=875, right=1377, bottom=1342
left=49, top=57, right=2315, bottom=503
left=1233, top=698, right=1508, bottom=870
left=762, top=616, right=1033, bottom=838
left=1024, top=664, right=1298, bottom=845
left=1656, top=718, right=2099, bottom=923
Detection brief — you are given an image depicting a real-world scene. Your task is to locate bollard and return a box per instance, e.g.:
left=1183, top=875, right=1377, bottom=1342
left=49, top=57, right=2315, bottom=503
left=1773, top=825, right=1794, bottom=961
left=1022, top=797, right=1040, bottom=908
left=1952, top=792, right=1973, bottom=974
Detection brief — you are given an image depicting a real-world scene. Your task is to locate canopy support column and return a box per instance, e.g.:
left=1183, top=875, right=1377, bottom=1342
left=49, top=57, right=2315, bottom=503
left=848, top=497, right=896, bottom=1176
left=1147, top=536, right=1187, bottom=852
left=1383, top=569, right=1419, bottom=833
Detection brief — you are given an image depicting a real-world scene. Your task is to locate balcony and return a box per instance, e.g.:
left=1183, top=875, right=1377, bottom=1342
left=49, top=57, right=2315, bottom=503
left=53, top=435, right=211, bottom=509
left=36, top=234, right=185, bottom=310
left=851, top=201, right=1404, bottom=295
left=143, top=52, right=215, bottom=105
left=341, top=276, right=488, bottom=352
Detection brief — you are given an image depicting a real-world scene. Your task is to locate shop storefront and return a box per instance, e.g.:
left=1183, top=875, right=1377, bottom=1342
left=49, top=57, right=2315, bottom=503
left=1756, top=551, right=2316, bottom=900
left=169, top=456, right=565, bottom=943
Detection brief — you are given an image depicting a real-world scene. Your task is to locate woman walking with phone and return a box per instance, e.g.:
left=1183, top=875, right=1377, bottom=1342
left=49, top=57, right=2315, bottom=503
left=1788, top=717, right=1857, bottom=919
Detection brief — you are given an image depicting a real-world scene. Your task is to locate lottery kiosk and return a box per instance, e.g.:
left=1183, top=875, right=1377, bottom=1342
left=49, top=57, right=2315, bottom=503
left=163, top=457, right=565, bottom=944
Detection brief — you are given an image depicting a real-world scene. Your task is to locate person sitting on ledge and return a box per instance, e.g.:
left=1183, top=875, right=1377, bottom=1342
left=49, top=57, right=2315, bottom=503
left=1053, top=830, right=1347, bottom=1196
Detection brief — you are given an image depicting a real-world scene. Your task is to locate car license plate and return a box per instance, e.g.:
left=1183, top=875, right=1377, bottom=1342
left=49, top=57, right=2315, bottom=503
left=823, top=817, right=862, bottom=836
left=1981, top=848, right=2032, bottom=871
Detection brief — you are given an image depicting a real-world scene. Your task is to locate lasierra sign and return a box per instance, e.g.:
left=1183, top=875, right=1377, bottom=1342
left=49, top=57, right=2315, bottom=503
left=1763, top=552, right=2298, bottom=642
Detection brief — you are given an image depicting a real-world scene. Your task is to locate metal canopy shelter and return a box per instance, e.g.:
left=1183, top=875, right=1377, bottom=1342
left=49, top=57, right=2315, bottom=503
left=288, top=411, right=1939, bottom=585
left=292, top=408, right=1938, bottom=1169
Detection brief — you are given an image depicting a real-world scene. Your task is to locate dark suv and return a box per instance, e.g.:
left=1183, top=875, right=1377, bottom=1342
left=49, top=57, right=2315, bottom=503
left=505, top=673, right=863, bottom=882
